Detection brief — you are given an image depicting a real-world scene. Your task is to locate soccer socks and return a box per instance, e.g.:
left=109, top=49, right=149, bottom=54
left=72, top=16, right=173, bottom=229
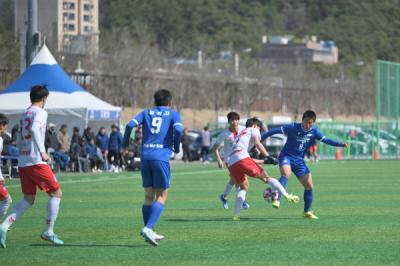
left=234, top=190, right=246, bottom=216
left=142, top=205, right=152, bottom=226
left=267, top=178, right=290, bottom=198
left=0, top=197, right=12, bottom=221
left=1, top=199, right=31, bottom=231
left=46, top=197, right=61, bottom=235
left=277, top=176, right=288, bottom=201
left=304, top=190, right=313, bottom=212
left=145, top=201, right=164, bottom=230
left=223, top=182, right=234, bottom=198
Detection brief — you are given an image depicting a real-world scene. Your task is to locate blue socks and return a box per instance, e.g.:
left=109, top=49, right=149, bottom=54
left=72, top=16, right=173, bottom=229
left=142, top=205, right=152, bottom=226
left=277, top=176, right=288, bottom=200
left=304, top=190, right=313, bottom=212
left=145, top=201, right=165, bottom=229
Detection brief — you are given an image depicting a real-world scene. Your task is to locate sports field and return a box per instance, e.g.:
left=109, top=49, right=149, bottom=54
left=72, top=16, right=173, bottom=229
left=1, top=160, right=399, bottom=266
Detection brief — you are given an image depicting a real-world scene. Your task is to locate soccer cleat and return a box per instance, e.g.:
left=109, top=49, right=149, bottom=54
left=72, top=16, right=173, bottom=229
left=140, top=227, right=159, bottom=246
left=154, top=232, right=165, bottom=241
left=232, top=215, right=240, bottom=221
left=219, top=194, right=229, bottom=209
left=40, top=231, right=64, bottom=245
left=0, top=227, right=7, bottom=248
left=242, top=200, right=250, bottom=210
left=272, top=200, right=280, bottom=208
left=303, top=211, right=319, bottom=219
left=263, top=187, right=272, bottom=202
left=285, top=193, right=300, bottom=203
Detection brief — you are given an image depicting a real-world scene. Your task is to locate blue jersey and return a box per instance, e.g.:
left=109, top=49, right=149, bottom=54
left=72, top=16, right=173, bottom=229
left=262, top=123, right=344, bottom=160
left=122, top=106, right=183, bottom=162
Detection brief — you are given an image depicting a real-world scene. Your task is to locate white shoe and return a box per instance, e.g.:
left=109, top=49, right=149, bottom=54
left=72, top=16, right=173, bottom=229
left=140, top=227, right=159, bottom=246
left=154, top=232, right=165, bottom=241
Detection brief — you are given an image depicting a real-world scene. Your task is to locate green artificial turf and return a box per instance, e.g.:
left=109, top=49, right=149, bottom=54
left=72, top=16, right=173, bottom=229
left=1, top=160, right=399, bottom=265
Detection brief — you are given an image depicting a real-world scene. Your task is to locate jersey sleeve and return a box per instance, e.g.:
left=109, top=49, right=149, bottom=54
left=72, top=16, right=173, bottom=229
left=0, top=138, right=3, bottom=180
left=172, top=111, right=183, bottom=152
left=122, top=111, right=144, bottom=148
left=314, top=127, right=325, bottom=141
left=214, top=130, right=227, bottom=147
left=260, top=127, right=283, bottom=141
left=281, top=123, right=295, bottom=135
left=32, top=111, right=47, bottom=153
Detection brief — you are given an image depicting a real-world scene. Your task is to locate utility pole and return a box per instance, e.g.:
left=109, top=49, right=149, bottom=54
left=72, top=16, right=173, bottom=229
left=26, top=0, right=40, bottom=66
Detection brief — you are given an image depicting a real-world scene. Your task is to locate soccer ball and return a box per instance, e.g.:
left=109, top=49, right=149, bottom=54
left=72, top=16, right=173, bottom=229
left=263, top=187, right=272, bottom=202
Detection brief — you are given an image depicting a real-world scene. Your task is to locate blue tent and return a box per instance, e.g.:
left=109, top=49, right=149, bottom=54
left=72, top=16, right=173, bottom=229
left=0, top=45, right=121, bottom=132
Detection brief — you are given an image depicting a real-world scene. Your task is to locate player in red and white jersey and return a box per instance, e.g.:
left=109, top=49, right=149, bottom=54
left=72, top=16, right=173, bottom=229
left=210, top=112, right=249, bottom=210
left=227, top=117, right=299, bottom=220
left=0, top=114, right=12, bottom=222
left=0, top=85, right=64, bottom=248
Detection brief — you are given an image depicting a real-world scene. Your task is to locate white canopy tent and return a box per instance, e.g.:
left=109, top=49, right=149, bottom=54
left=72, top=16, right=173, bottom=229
left=0, top=45, right=121, bottom=133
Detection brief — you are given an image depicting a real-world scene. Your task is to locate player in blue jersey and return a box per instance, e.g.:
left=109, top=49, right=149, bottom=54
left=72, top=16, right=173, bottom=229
left=122, top=89, right=183, bottom=246
left=261, top=110, right=348, bottom=219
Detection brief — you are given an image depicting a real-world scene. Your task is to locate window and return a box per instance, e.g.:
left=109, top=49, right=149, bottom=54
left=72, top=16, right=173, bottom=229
left=83, top=26, right=92, bottom=32
left=63, top=2, right=75, bottom=10
left=63, top=12, right=75, bottom=21
left=83, top=4, right=92, bottom=11
left=83, top=15, right=91, bottom=22
left=63, top=23, right=75, bottom=31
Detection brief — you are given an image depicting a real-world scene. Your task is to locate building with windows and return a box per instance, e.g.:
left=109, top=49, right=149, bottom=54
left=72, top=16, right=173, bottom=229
left=15, top=0, right=99, bottom=55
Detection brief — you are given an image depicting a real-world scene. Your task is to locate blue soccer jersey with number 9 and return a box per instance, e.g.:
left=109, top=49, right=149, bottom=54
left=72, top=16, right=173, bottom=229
left=123, top=106, right=183, bottom=162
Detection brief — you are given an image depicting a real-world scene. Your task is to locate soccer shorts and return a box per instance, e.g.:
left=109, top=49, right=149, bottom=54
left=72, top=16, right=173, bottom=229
left=0, top=181, right=9, bottom=199
left=228, top=157, right=263, bottom=184
left=18, top=164, right=60, bottom=195
left=279, top=155, right=310, bottom=178
left=309, top=144, right=318, bottom=153
left=141, top=160, right=171, bottom=189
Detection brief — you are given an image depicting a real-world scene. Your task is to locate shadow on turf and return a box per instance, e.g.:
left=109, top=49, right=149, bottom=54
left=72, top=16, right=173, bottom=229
left=30, top=243, right=146, bottom=248
left=166, top=217, right=296, bottom=222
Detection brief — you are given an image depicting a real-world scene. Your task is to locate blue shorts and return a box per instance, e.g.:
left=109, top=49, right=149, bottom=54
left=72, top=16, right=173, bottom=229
left=279, top=155, right=310, bottom=178
left=140, top=160, right=171, bottom=189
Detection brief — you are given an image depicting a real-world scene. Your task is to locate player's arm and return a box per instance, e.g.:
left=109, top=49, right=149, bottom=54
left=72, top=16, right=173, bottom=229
left=122, top=113, right=143, bottom=150
left=210, top=133, right=225, bottom=168
left=260, top=127, right=285, bottom=142
left=32, top=114, right=48, bottom=161
left=316, top=129, right=348, bottom=148
left=172, top=112, right=183, bottom=153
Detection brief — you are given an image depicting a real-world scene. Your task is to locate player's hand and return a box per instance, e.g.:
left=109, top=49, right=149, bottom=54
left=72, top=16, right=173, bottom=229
left=41, top=152, right=50, bottom=162
left=263, top=155, right=278, bottom=165
left=217, top=160, right=224, bottom=169
left=343, top=142, right=349, bottom=149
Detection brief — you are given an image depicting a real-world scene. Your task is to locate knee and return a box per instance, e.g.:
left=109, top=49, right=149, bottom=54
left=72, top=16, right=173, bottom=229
left=51, top=189, right=63, bottom=198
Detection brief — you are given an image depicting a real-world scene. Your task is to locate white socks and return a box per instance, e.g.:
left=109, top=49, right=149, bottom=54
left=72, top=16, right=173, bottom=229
left=267, top=178, right=288, bottom=197
left=2, top=199, right=31, bottom=231
left=223, top=183, right=234, bottom=198
left=46, top=197, right=61, bottom=235
left=234, top=190, right=247, bottom=216
left=0, top=196, right=12, bottom=221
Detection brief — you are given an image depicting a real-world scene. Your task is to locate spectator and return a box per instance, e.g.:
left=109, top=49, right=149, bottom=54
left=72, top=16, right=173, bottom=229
left=200, top=125, right=211, bottom=165
left=96, top=127, right=109, bottom=169
left=134, top=124, right=143, bottom=157
left=83, top=127, right=95, bottom=143
left=45, top=123, right=58, bottom=152
left=11, top=124, right=18, bottom=143
left=86, top=138, right=102, bottom=172
left=108, top=124, right=123, bottom=172
left=182, top=128, right=191, bottom=162
left=69, top=127, right=86, bottom=172
left=55, top=124, right=70, bottom=171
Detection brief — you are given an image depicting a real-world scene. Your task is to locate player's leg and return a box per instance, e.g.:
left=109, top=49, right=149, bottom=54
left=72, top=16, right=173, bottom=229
left=220, top=176, right=234, bottom=209
left=0, top=184, right=12, bottom=222
left=272, top=158, right=293, bottom=207
left=298, top=172, right=318, bottom=219
left=256, top=171, right=299, bottom=204
left=233, top=178, right=248, bottom=220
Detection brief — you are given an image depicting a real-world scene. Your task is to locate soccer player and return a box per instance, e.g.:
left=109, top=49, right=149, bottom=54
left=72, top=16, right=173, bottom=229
left=261, top=110, right=348, bottom=219
left=210, top=111, right=250, bottom=210
left=227, top=117, right=299, bottom=220
left=0, top=85, right=64, bottom=248
left=122, top=89, right=183, bottom=246
left=0, top=114, right=12, bottom=222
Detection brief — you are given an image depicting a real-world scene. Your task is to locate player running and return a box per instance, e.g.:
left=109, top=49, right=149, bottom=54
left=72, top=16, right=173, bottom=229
left=228, top=117, right=299, bottom=220
left=0, top=114, right=12, bottom=222
left=210, top=112, right=250, bottom=210
left=122, top=89, right=183, bottom=247
left=0, top=85, right=64, bottom=248
left=261, top=110, right=348, bottom=219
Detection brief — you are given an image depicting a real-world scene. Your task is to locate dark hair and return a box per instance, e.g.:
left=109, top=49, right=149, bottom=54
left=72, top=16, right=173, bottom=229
left=30, top=85, right=49, bottom=103
left=73, top=126, right=79, bottom=133
left=61, top=124, right=67, bottom=130
left=0, top=113, right=9, bottom=126
left=204, top=126, right=209, bottom=131
left=227, top=112, right=240, bottom=122
left=302, top=110, right=317, bottom=121
left=245, top=117, right=263, bottom=129
left=154, top=89, right=172, bottom=106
